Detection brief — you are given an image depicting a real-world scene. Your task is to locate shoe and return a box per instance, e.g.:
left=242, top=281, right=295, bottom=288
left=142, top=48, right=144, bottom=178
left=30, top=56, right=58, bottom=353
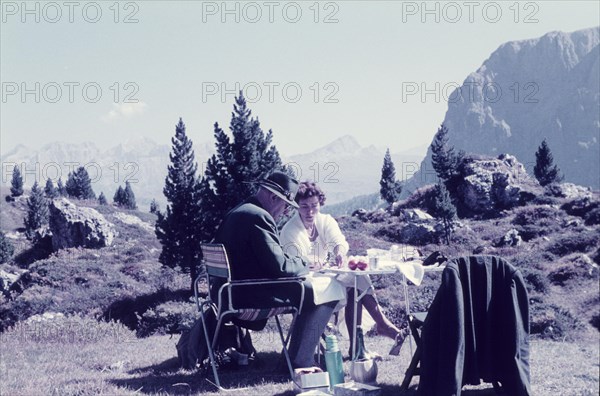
left=347, top=345, right=382, bottom=361
left=366, top=350, right=383, bottom=361
left=389, top=328, right=410, bottom=356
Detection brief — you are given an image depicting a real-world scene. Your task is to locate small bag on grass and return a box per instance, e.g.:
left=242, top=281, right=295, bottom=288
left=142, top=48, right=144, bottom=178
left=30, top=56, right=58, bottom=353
left=176, top=306, right=256, bottom=370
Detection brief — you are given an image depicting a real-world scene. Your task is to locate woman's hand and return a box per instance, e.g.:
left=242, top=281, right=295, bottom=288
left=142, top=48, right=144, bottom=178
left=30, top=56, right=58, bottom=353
left=334, top=254, right=344, bottom=268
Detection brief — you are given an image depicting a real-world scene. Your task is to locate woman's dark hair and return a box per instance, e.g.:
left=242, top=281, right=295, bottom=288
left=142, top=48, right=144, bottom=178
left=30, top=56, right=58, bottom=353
left=295, top=181, right=326, bottom=206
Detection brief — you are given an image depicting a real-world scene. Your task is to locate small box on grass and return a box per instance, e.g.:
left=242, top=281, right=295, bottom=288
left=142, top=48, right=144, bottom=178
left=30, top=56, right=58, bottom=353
left=333, top=381, right=381, bottom=396
left=293, top=368, right=330, bottom=394
left=296, top=390, right=332, bottom=396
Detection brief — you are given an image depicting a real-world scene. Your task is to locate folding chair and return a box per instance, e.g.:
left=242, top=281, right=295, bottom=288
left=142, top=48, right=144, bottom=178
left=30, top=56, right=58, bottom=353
left=194, top=243, right=306, bottom=390
left=400, top=255, right=530, bottom=395
left=400, top=312, right=427, bottom=390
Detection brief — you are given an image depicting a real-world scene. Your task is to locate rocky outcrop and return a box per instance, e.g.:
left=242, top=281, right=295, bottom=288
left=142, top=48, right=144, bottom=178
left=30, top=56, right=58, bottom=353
left=545, top=183, right=593, bottom=199
left=494, top=229, right=523, bottom=247
left=0, top=268, right=27, bottom=295
left=375, top=221, right=437, bottom=245
left=402, top=27, right=600, bottom=197
left=395, top=208, right=434, bottom=222
left=454, top=154, right=540, bottom=216
left=401, top=223, right=437, bottom=245
left=49, top=198, right=116, bottom=250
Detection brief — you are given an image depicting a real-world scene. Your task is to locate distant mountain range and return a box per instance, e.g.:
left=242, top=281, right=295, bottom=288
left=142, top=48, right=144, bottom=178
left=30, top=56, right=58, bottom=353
left=284, top=136, right=425, bottom=204
left=0, top=138, right=214, bottom=209
left=403, top=26, right=600, bottom=196
left=0, top=136, right=426, bottom=208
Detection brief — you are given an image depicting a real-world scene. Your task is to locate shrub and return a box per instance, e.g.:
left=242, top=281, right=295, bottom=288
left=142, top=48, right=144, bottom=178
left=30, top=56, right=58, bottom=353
left=547, top=230, right=600, bottom=256
left=531, top=195, right=560, bottom=205
left=512, top=205, right=559, bottom=226
left=529, top=300, right=583, bottom=341
left=511, top=205, right=564, bottom=241
left=137, top=301, right=197, bottom=337
left=592, top=248, right=600, bottom=265
left=548, top=254, right=599, bottom=286
left=561, top=197, right=600, bottom=218
left=520, top=267, right=550, bottom=294
left=516, top=225, right=547, bottom=241
left=584, top=207, right=600, bottom=226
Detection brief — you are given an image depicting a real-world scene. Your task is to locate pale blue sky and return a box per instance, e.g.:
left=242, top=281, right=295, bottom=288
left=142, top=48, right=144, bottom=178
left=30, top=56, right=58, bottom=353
left=1, top=0, right=599, bottom=156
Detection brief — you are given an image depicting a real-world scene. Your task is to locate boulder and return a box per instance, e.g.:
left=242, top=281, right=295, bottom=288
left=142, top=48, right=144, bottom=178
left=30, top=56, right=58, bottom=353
left=398, top=222, right=437, bottom=245
left=545, top=183, right=593, bottom=199
left=351, top=208, right=368, bottom=221
left=494, top=229, right=523, bottom=247
left=397, top=209, right=433, bottom=223
left=0, top=268, right=27, bottom=295
left=49, top=198, right=116, bottom=250
left=456, top=154, right=540, bottom=216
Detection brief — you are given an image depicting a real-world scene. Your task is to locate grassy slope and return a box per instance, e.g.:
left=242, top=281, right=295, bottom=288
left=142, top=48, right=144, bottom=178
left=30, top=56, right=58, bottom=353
left=1, top=317, right=598, bottom=396
left=1, top=187, right=599, bottom=394
left=0, top=189, right=192, bottom=333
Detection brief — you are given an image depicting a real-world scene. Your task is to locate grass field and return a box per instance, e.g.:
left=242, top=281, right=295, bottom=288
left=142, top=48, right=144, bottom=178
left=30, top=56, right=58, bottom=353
left=1, top=188, right=598, bottom=395
left=1, top=316, right=598, bottom=396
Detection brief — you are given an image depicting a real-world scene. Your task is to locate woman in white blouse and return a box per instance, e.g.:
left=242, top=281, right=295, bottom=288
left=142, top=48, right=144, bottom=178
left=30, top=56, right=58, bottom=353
left=280, top=181, right=408, bottom=356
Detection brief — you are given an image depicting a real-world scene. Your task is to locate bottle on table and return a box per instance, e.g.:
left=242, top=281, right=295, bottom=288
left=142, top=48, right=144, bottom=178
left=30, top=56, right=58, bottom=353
left=350, top=326, right=379, bottom=384
left=354, top=326, right=367, bottom=360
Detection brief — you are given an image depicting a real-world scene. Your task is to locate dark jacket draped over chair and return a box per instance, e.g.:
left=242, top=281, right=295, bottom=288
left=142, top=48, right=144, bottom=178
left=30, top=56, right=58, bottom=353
left=419, top=255, right=531, bottom=396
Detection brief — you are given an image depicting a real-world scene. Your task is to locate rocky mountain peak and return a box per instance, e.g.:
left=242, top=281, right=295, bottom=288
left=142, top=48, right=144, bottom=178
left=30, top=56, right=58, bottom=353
left=402, top=27, right=600, bottom=198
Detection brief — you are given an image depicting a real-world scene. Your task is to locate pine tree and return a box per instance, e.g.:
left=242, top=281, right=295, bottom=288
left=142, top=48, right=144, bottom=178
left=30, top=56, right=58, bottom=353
left=113, top=186, right=125, bottom=205
left=0, top=231, right=15, bottom=264
left=56, top=177, right=66, bottom=196
left=10, top=166, right=24, bottom=197
left=534, top=139, right=563, bottom=186
left=98, top=192, right=108, bottom=205
left=149, top=198, right=159, bottom=214
left=380, top=148, right=402, bottom=204
left=431, top=124, right=461, bottom=183
left=155, top=118, right=201, bottom=291
left=199, top=92, right=283, bottom=240
left=433, top=182, right=457, bottom=245
left=65, top=167, right=96, bottom=199
left=123, top=181, right=138, bottom=209
left=24, top=181, right=49, bottom=240
left=44, top=179, right=58, bottom=198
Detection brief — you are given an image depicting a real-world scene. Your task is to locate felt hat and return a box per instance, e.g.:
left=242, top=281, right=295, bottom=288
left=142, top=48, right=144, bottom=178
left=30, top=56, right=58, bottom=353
left=257, top=171, right=299, bottom=208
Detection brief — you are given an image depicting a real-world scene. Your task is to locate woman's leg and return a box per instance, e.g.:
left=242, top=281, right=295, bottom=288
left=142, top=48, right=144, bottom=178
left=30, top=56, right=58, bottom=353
left=361, top=294, right=401, bottom=339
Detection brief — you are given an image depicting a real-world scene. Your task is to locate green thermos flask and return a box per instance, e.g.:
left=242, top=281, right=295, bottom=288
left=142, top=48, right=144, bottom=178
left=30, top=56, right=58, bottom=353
left=324, top=334, right=345, bottom=389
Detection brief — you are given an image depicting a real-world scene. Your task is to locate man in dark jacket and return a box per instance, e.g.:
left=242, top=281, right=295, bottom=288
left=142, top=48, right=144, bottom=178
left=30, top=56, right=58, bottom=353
left=214, top=171, right=338, bottom=369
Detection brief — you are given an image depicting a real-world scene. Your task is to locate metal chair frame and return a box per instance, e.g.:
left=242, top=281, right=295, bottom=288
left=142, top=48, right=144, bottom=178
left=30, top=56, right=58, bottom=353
left=194, top=243, right=305, bottom=390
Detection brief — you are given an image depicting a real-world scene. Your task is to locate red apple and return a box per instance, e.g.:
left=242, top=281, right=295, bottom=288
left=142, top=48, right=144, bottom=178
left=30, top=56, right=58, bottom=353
left=357, top=260, right=368, bottom=271
left=348, top=260, right=358, bottom=270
